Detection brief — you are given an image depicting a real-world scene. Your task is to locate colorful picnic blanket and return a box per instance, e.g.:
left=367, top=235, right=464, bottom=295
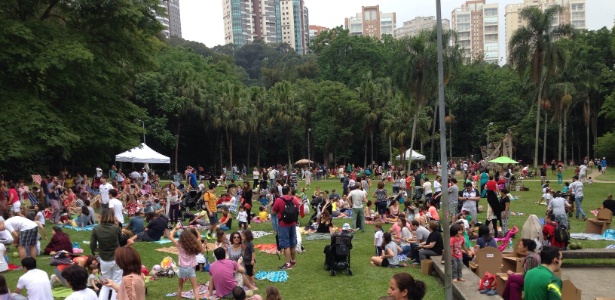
left=255, top=270, right=288, bottom=282
left=60, top=225, right=94, bottom=231
left=571, top=229, right=615, bottom=241
left=304, top=233, right=331, bottom=241
left=166, top=282, right=251, bottom=299
left=254, top=244, right=278, bottom=255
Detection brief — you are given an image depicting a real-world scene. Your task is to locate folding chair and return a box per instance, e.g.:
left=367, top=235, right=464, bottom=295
left=86, top=186, right=100, bottom=196
left=26, top=193, right=39, bottom=213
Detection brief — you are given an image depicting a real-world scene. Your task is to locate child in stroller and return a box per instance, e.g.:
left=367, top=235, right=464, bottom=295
left=323, top=223, right=353, bottom=276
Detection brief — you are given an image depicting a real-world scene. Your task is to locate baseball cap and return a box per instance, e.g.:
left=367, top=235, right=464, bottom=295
left=342, top=223, right=351, bottom=231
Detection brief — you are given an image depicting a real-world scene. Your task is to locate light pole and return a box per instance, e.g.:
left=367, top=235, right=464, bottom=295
left=137, top=119, right=145, bottom=144
left=307, top=128, right=312, bottom=169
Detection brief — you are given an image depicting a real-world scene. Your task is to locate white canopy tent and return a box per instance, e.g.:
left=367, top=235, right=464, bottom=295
left=115, top=143, right=170, bottom=164
left=395, top=149, right=426, bottom=161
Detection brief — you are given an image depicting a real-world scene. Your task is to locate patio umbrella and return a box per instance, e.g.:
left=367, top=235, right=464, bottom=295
left=294, top=159, right=314, bottom=166
left=488, top=156, right=518, bottom=164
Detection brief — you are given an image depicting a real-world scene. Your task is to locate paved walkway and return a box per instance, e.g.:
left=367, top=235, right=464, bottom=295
left=561, top=267, right=615, bottom=299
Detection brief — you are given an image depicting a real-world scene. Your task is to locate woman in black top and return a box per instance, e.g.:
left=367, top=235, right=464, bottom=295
left=316, top=210, right=334, bottom=234
left=417, top=221, right=443, bottom=263
left=242, top=181, right=253, bottom=224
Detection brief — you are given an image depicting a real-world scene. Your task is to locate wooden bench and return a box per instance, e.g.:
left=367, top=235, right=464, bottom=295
left=432, top=256, right=503, bottom=300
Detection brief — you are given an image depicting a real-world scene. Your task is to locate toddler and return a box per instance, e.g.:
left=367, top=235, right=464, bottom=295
left=450, top=223, right=468, bottom=283
left=88, top=266, right=102, bottom=294
left=237, top=206, right=248, bottom=230
left=258, top=206, right=269, bottom=221
left=242, top=230, right=257, bottom=289
left=374, top=221, right=384, bottom=256
left=588, top=177, right=593, bottom=186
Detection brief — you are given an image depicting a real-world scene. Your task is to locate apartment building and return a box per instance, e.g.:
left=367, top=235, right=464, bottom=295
left=222, top=0, right=308, bottom=54
left=451, top=0, right=500, bottom=64
left=395, top=16, right=450, bottom=38
left=505, top=0, right=586, bottom=51
left=156, top=0, right=182, bottom=38
left=344, top=5, right=396, bottom=39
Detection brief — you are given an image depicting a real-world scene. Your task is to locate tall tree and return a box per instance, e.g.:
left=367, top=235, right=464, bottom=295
left=216, top=81, right=249, bottom=169
left=508, top=5, right=573, bottom=167
left=268, top=81, right=305, bottom=168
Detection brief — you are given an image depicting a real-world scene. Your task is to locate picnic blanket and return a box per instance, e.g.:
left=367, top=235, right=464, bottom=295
left=60, top=225, right=94, bottom=231
left=254, top=244, right=278, bottom=255
left=255, top=270, right=288, bottom=282
left=571, top=229, right=615, bottom=241
left=156, top=244, right=217, bottom=255
left=304, top=233, right=331, bottom=241
left=51, top=287, right=73, bottom=298
left=154, top=238, right=173, bottom=244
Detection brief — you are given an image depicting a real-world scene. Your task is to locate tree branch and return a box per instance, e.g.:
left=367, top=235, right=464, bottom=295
left=40, top=0, right=60, bottom=21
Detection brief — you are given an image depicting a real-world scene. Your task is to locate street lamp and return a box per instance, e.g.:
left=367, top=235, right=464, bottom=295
left=137, top=119, right=145, bottom=144
left=307, top=128, right=312, bottom=169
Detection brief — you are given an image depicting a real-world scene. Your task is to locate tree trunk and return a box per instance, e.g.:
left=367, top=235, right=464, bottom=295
left=218, top=130, right=224, bottom=172
left=449, top=121, right=453, bottom=159
left=533, top=72, right=544, bottom=168
left=370, top=128, right=374, bottom=167
left=174, top=121, right=181, bottom=173
left=543, top=108, right=547, bottom=164
left=563, top=112, right=568, bottom=165
left=557, top=116, right=562, bottom=162
left=256, top=127, right=261, bottom=169
left=389, top=136, right=392, bottom=165
left=364, top=129, right=368, bottom=169
left=586, top=97, right=590, bottom=159
left=286, top=133, right=292, bottom=170
left=407, top=108, right=419, bottom=171
left=247, top=132, right=252, bottom=169
left=226, top=130, right=233, bottom=170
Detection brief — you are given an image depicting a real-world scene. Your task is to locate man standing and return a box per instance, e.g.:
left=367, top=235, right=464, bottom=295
left=98, top=176, right=114, bottom=210
left=208, top=248, right=246, bottom=299
left=461, top=183, right=480, bottom=226
left=107, top=189, right=125, bottom=227
left=141, top=168, right=148, bottom=185
left=523, top=246, right=563, bottom=300
left=272, top=186, right=300, bottom=270
left=578, top=164, right=587, bottom=183
left=448, top=178, right=460, bottom=222
left=203, top=183, right=218, bottom=239
left=11, top=257, right=53, bottom=300
left=0, top=216, right=39, bottom=260
left=341, top=172, right=349, bottom=195
left=348, top=184, right=367, bottom=232
left=569, top=176, right=587, bottom=221
left=601, top=157, right=607, bottom=174
left=47, top=177, right=62, bottom=224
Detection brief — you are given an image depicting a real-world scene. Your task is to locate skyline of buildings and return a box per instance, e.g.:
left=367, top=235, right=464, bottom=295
left=156, top=0, right=182, bottom=38
left=344, top=5, right=396, bottom=39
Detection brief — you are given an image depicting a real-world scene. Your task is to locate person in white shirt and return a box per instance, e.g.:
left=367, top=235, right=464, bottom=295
left=0, top=243, right=7, bottom=272
left=0, top=216, right=39, bottom=260
left=98, top=176, right=114, bottom=209
left=569, top=175, right=587, bottom=220
left=579, top=164, right=587, bottom=183
left=61, top=265, right=98, bottom=300
left=141, top=169, right=148, bottom=184
left=95, top=167, right=103, bottom=178
left=11, top=257, right=53, bottom=300
left=107, top=189, right=125, bottom=226
left=422, top=177, right=433, bottom=198
left=253, top=167, right=260, bottom=188
left=348, top=184, right=367, bottom=232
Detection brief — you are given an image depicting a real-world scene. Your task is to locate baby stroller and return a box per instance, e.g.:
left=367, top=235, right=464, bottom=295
left=181, top=189, right=203, bottom=211
left=323, top=233, right=353, bottom=276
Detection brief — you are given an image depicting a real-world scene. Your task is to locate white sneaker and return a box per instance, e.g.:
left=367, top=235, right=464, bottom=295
left=50, top=274, right=57, bottom=287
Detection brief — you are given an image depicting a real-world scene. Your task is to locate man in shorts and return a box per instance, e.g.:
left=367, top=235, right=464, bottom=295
left=272, top=186, right=301, bottom=270
left=0, top=216, right=39, bottom=260
left=128, top=213, right=168, bottom=243
left=203, top=183, right=219, bottom=239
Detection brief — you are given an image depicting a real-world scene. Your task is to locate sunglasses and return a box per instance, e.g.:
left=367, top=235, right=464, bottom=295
left=233, top=236, right=241, bottom=239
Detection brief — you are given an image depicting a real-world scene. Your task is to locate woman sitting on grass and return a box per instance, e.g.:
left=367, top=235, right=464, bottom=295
left=371, top=232, right=403, bottom=267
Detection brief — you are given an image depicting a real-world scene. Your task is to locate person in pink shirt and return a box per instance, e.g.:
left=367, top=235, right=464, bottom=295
left=450, top=223, right=469, bottom=282
left=208, top=247, right=246, bottom=299
left=427, top=199, right=439, bottom=221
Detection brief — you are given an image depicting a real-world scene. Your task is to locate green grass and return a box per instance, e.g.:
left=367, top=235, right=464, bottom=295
left=595, top=171, right=615, bottom=181
left=6, top=171, right=614, bottom=299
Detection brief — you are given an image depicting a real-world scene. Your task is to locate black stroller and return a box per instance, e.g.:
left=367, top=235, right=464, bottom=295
left=323, top=233, right=353, bottom=276
left=181, top=189, right=203, bottom=211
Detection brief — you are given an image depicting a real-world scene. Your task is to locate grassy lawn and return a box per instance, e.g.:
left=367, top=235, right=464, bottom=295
left=4, top=169, right=614, bottom=299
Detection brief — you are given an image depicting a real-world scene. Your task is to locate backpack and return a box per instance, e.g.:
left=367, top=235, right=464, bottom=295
left=554, top=223, right=570, bottom=243
left=281, top=197, right=299, bottom=223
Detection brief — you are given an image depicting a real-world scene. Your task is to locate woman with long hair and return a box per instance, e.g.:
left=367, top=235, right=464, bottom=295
left=387, top=272, right=426, bottom=300
left=228, top=232, right=256, bottom=290
left=44, top=226, right=73, bottom=255
left=103, top=246, right=145, bottom=300
left=91, top=209, right=121, bottom=300
left=243, top=181, right=253, bottom=225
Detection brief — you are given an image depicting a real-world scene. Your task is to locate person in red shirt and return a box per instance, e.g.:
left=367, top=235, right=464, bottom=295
left=543, top=214, right=567, bottom=249
left=8, top=183, right=20, bottom=217
left=272, top=186, right=301, bottom=270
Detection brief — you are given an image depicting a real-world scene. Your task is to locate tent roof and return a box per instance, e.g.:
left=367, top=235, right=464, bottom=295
left=395, top=149, right=426, bottom=161
left=115, top=143, right=170, bottom=164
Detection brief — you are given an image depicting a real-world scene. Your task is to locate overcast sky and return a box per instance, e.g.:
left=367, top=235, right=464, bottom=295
left=181, top=0, right=615, bottom=61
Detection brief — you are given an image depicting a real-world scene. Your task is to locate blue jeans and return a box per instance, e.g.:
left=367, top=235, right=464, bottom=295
left=271, top=214, right=279, bottom=232
left=575, top=196, right=586, bottom=219
left=401, top=245, right=412, bottom=256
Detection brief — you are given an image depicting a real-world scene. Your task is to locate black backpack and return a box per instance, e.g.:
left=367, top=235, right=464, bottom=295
left=554, top=223, right=570, bottom=243
left=281, top=198, right=299, bottom=223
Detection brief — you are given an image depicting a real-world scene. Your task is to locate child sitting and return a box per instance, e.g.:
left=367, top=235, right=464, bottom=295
left=257, top=192, right=269, bottom=207
left=88, top=266, right=102, bottom=294
left=365, top=200, right=375, bottom=221
left=257, top=206, right=269, bottom=222
left=537, top=189, right=553, bottom=206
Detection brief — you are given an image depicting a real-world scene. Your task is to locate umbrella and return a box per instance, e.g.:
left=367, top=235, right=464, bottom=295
left=488, top=156, right=518, bottom=164
left=294, top=159, right=314, bottom=166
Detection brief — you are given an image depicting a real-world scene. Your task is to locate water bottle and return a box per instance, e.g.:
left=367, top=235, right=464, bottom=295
left=508, top=240, right=513, bottom=250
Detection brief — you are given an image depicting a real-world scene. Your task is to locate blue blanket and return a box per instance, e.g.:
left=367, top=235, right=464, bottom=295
left=255, top=270, right=288, bottom=282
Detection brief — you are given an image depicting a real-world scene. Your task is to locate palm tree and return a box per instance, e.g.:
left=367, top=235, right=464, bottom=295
left=268, top=81, right=305, bottom=168
left=248, top=86, right=267, bottom=169
left=163, top=68, right=204, bottom=172
left=508, top=5, right=573, bottom=167
left=381, top=92, right=415, bottom=163
left=358, top=72, right=385, bottom=168
left=217, top=81, right=249, bottom=169
left=392, top=32, right=437, bottom=171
